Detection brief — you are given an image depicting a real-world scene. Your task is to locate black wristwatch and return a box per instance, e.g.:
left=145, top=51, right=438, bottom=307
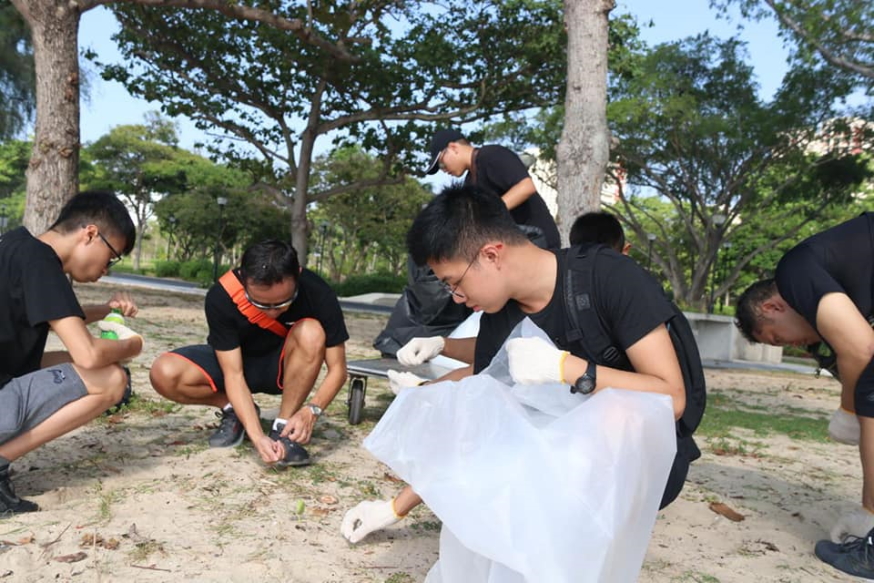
left=571, top=360, right=597, bottom=395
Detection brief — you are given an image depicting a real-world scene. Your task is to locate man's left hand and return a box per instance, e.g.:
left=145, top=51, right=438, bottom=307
left=506, top=337, right=569, bottom=384
left=280, top=407, right=317, bottom=445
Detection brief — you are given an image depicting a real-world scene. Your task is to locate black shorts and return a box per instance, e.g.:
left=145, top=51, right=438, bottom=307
left=168, top=344, right=286, bottom=395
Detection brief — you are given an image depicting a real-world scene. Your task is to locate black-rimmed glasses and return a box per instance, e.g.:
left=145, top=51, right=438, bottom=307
left=441, top=255, right=477, bottom=299
left=97, top=232, right=124, bottom=269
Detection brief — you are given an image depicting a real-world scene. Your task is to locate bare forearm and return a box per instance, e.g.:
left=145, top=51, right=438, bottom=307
left=501, top=177, right=537, bottom=210
left=393, top=485, right=423, bottom=516
left=441, top=337, right=476, bottom=364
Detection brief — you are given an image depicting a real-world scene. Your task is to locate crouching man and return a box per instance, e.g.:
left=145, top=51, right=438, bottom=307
left=150, top=239, right=348, bottom=467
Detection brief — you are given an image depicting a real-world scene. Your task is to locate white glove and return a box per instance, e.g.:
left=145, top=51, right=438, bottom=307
left=831, top=507, right=874, bottom=543
left=97, top=320, right=141, bottom=341
left=341, top=499, right=403, bottom=544
left=397, top=336, right=445, bottom=366
left=829, top=407, right=860, bottom=445
left=386, top=370, right=426, bottom=396
left=506, top=337, right=569, bottom=384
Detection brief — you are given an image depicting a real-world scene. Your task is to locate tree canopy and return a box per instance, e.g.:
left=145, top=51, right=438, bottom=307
left=0, top=1, right=34, bottom=140
left=95, top=0, right=567, bottom=260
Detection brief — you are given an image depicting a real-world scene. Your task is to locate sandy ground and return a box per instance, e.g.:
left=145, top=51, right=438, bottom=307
left=0, top=282, right=865, bottom=582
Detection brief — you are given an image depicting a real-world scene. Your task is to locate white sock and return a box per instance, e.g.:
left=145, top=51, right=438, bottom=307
left=222, top=403, right=233, bottom=412
left=272, top=418, right=287, bottom=431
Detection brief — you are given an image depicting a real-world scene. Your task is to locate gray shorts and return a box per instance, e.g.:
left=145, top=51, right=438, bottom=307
left=0, top=364, right=88, bottom=446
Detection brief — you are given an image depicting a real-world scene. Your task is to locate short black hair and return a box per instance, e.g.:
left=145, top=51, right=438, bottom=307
left=569, top=211, right=625, bottom=252
left=239, top=239, right=300, bottom=285
left=734, top=278, right=778, bottom=343
left=406, top=184, right=527, bottom=266
left=49, top=190, right=136, bottom=255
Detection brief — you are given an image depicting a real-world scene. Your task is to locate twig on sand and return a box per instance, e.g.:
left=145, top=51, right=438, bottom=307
left=131, top=564, right=172, bottom=572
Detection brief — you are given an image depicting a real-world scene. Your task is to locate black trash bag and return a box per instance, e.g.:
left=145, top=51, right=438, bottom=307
left=373, top=256, right=473, bottom=358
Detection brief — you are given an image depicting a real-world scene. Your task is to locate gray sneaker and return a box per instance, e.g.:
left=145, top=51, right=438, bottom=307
left=815, top=527, right=874, bottom=579
left=209, top=404, right=260, bottom=448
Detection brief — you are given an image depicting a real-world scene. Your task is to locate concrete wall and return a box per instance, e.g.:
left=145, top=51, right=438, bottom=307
left=683, top=312, right=783, bottom=364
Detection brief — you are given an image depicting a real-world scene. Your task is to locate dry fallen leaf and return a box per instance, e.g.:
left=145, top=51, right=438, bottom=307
left=709, top=501, right=745, bottom=522
left=17, top=535, right=34, bottom=545
left=318, top=495, right=338, bottom=505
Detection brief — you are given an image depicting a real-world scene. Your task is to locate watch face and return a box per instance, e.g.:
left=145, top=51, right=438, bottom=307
left=573, top=375, right=595, bottom=395
left=307, top=404, right=323, bottom=416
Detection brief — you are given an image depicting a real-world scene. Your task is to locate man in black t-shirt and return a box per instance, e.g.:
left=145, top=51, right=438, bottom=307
left=426, top=128, right=561, bottom=250
left=150, top=239, right=348, bottom=467
left=341, top=185, right=687, bottom=544
left=0, top=191, right=142, bottom=514
left=735, top=213, right=874, bottom=579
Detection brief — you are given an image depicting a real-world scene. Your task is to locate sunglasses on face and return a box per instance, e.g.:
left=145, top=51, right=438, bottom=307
left=244, top=288, right=298, bottom=311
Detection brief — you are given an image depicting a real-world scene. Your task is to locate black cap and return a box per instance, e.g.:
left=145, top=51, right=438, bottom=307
left=425, top=128, right=465, bottom=175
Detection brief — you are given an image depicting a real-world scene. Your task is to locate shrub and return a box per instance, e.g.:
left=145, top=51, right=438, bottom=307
left=179, top=259, right=213, bottom=280
left=331, top=272, right=406, bottom=297
left=154, top=260, right=182, bottom=278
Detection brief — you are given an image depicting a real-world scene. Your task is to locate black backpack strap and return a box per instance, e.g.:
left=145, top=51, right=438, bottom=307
left=562, top=244, right=627, bottom=368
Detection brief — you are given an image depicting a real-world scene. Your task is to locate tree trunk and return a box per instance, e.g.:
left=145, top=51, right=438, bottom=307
left=556, top=0, right=614, bottom=245
left=12, top=0, right=82, bottom=235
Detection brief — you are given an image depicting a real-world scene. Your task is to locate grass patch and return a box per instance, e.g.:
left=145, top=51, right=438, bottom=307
left=697, top=392, right=829, bottom=442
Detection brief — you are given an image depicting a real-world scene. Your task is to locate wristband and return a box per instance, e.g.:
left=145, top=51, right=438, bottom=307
left=391, top=497, right=408, bottom=519
left=558, top=351, right=569, bottom=384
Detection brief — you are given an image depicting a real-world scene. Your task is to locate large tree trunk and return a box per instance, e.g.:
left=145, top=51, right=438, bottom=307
left=11, top=0, right=82, bottom=235
left=556, top=0, right=614, bottom=245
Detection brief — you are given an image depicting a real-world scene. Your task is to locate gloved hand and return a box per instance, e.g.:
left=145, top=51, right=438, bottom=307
left=397, top=336, right=445, bottom=366
left=97, top=320, right=141, bottom=341
left=829, top=407, right=860, bottom=445
left=386, top=370, right=426, bottom=396
left=97, top=320, right=144, bottom=363
left=341, top=499, right=403, bottom=544
left=831, top=507, right=874, bottom=543
left=506, top=337, right=569, bottom=385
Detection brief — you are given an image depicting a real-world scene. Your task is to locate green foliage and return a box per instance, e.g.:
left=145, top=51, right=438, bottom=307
left=711, top=0, right=874, bottom=91
left=153, top=260, right=181, bottom=278
left=0, top=2, right=35, bottom=140
left=93, top=0, right=568, bottom=261
left=330, top=272, right=406, bottom=297
left=605, top=33, right=868, bottom=308
left=179, top=259, right=213, bottom=281
left=699, top=392, right=829, bottom=442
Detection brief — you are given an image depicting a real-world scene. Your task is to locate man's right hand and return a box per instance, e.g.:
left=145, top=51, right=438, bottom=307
left=397, top=337, right=445, bottom=366
left=253, top=435, right=283, bottom=464
left=341, top=499, right=403, bottom=544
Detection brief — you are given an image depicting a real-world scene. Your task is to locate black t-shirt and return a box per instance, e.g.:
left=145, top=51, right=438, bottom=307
left=464, top=145, right=561, bottom=250
left=0, top=227, right=85, bottom=388
left=205, top=268, right=349, bottom=356
left=474, top=247, right=674, bottom=374
left=776, top=212, right=874, bottom=330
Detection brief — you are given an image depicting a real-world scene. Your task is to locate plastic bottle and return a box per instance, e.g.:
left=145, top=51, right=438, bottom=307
left=100, top=308, right=125, bottom=340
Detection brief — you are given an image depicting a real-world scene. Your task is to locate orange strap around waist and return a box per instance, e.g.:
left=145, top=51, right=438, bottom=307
left=218, top=270, right=288, bottom=338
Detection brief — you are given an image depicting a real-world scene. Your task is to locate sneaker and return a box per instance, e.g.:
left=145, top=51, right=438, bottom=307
left=0, top=464, right=38, bottom=515
left=208, top=404, right=260, bottom=448
left=815, top=527, right=874, bottom=579
left=105, top=366, right=133, bottom=415
left=269, top=425, right=312, bottom=467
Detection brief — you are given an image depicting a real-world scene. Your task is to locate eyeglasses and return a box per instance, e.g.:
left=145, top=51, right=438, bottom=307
left=245, top=288, right=297, bottom=311
left=437, top=149, right=448, bottom=171
left=97, top=232, right=124, bottom=269
left=441, top=255, right=478, bottom=298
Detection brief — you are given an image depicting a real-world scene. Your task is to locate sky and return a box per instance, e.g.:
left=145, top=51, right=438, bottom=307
left=75, top=1, right=787, bottom=166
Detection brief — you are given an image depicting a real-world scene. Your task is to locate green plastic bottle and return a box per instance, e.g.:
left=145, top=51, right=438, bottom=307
left=100, top=308, right=125, bottom=340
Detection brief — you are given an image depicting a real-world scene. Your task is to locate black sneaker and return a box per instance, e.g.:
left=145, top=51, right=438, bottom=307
left=105, top=366, right=133, bottom=415
left=815, top=527, right=874, bottom=579
left=208, top=404, right=260, bottom=448
left=0, top=464, right=38, bottom=515
left=269, top=425, right=312, bottom=467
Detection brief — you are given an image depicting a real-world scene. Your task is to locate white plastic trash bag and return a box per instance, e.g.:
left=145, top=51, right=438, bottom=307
left=364, top=318, right=677, bottom=583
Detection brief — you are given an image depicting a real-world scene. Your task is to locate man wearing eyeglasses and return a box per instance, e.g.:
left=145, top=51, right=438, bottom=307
left=149, top=239, right=349, bottom=467
left=425, top=128, right=560, bottom=251
left=0, top=191, right=142, bottom=514
left=342, top=185, right=687, bottom=544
